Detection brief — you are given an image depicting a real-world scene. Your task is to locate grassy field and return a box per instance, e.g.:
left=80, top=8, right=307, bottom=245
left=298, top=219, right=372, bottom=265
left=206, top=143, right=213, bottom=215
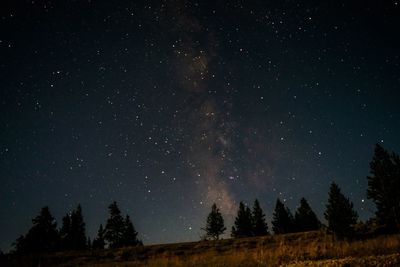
left=2, top=231, right=400, bottom=267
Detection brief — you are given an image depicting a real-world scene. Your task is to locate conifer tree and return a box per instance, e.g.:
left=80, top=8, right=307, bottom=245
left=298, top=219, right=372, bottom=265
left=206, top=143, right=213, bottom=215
left=231, top=202, right=253, bottom=238
left=367, top=144, right=400, bottom=232
left=70, top=204, right=87, bottom=250
left=104, top=201, right=125, bottom=248
left=204, top=203, right=226, bottom=240
left=123, top=215, right=140, bottom=246
left=60, top=213, right=72, bottom=250
left=92, top=224, right=105, bottom=249
left=14, top=206, right=60, bottom=253
left=324, top=182, right=358, bottom=238
left=59, top=205, right=87, bottom=250
left=294, top=198, right=321, bottom=232
left=272, top=199, right=294, bottom=234
left=252, top=199, right=269, bottom=236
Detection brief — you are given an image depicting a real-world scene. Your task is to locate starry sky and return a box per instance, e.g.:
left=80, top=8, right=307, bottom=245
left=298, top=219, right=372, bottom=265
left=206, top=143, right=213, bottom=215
left=1, top=0, right=400, bottom=251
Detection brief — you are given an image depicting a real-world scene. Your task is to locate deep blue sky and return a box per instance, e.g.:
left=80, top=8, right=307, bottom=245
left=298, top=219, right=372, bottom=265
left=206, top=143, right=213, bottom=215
left=1, top=0, right=400, bottom=251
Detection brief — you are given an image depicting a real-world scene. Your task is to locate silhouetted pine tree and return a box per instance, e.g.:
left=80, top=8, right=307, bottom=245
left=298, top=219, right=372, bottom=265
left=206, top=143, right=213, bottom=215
left=203, top=203, right=226, bottom=240
left=231, top=202, right=253, bottom=238
left=294, top=198, right=321, bottom=232
left=92, top=224, right=105, bottom=249
left=60, top=213, right=72, bottom=250
left=272, top=199, right=294, bottom=234
left=59, top=205, right=87, bottom=250
left=104, top=201, right=125, bottom=248
left=252, top=199, right=269, bottom=236
left=324, top=182, right=358, bottom=238
left=123, top=215, right=141, bottom=246
left=69, top=204, right=87, bottom=250
left=367, top=144, right=400, bottom=232
left=13, top=206, right=60, bottom=253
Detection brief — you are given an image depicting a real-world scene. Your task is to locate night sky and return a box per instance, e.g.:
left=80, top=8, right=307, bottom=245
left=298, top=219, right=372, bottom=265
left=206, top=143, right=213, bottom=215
left=1, top=0, right=400, bottom=251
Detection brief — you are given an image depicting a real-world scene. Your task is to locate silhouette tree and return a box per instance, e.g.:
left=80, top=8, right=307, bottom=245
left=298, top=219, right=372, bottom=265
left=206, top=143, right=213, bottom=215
left=203, top=203, right=226, bottom=240
left=252, top=199, right=269, bottom=236
left=92, top=224, right=105, bottom=249
left=69, top=205, right=87, bottom=250
left=367, top=144, right=400, bottom=232
left=13, top=206, right=60, bottom=253
left=104, top=201, right=125, bottom=248
left=294, top=198, right=321, bottom=232
left=123, top=215, right=141, bottom=246
left=60, top=213, right=72, bottom=250
left=324, top=182, right=358, bottom=238
left=231, top=202, right=253, bottom=238
left=272, top=199, right=294, bottom=234
left=59, top=205, right=87, bottom=250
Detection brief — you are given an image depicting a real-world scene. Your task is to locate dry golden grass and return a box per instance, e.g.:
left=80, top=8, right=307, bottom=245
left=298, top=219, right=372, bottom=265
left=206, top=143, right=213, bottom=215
left=2, top=231, right=400, bottom=267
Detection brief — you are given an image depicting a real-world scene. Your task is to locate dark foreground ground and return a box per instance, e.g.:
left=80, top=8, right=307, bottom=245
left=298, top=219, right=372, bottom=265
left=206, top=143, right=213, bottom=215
left=1, top=231, right=400, bottom=267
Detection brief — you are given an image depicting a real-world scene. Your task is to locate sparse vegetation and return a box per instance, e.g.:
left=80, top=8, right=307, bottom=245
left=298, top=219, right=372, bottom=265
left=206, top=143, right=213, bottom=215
left=2, top=231, right=400, bottom=266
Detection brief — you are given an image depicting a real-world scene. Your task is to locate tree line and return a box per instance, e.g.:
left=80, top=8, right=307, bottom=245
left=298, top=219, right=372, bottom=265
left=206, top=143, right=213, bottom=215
left=204, top=143, right=400, bottom=239
left=11, top=143, right=400, bottom=254
left=204, top=187, right=345, bottom=240
left=13, top=201, right=141, bottom=254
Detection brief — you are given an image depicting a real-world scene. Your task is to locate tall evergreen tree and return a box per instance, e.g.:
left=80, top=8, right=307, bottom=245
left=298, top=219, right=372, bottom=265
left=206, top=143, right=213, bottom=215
left=59, top=205, right=87, bottom=250
left=294, top=198, right=321, bottom=232
left=324, top=182, right=358, bottom=238
left=92, top=224, right=105, bottom=249
left=231, top=202, right=253, bottom=238
left=123, top=215, right=140, bottom=246
left=69, top=204, right=87, bottom=250
left=104, top=201, right=125, bottom=248
left=367, top=144, right=400, bottom=232
left=252, top=199, right=269, bottom=236
left=60, top=213, right=72, bottom=250
left=203, top=203, right=226, bottom=240
left=13, top=206, right=60, bottom=253
left=272, top=199, right=294, bottom=234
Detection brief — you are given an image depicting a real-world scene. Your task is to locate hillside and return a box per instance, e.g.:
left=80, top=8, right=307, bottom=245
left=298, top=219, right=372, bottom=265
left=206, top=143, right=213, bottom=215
left=2, top=231, right=400, bottom=267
